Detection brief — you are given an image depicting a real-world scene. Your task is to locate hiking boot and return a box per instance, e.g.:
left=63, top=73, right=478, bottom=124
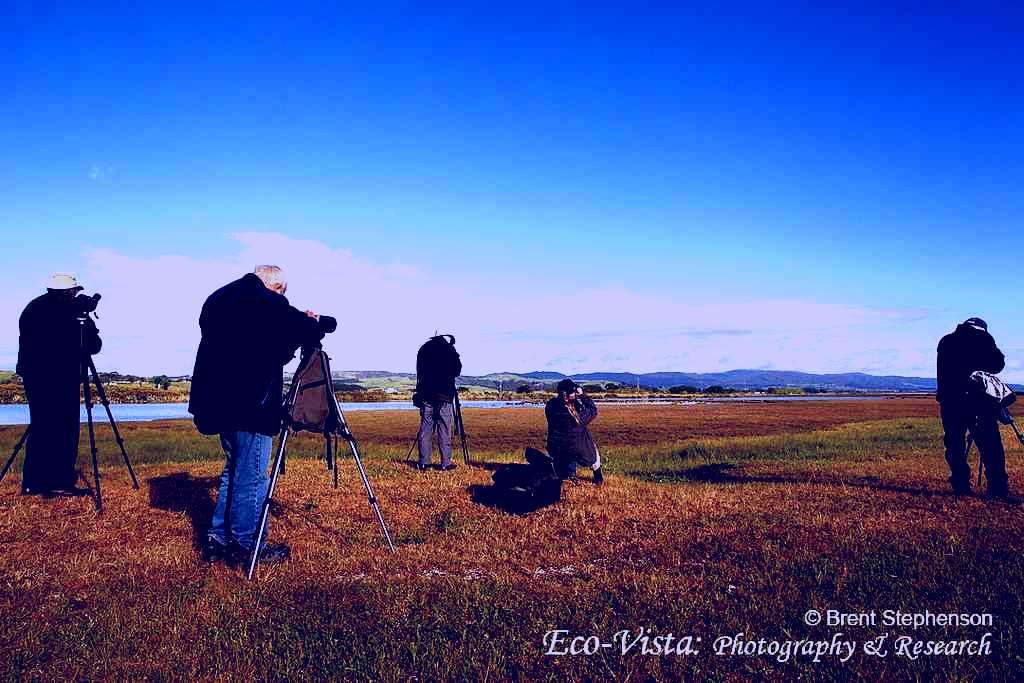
left=415, top=463, right=430, bottom=471
left=48, top=486, right=91, bottom=497
left=440, top=463, right=457, bottom=472
left=950, top=478, right=971, bottom=496
left=987, top=483, right=1010, bottom=501
left=202, top=536, right=231, bottom=563
left=593, top=467, right=604, bottom=486
left=245, top=540, right=294, bottom=565
left=21, top=485, right=51, bottom=496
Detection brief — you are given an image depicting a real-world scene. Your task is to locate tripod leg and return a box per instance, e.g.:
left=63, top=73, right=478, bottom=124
left=966, top=434, right=984, bottom=488
left=404, top=438, right=417, bottom=464
left=247, top=429, right=290, bottom=581
left=0, top=426, right=30, bottom=486
left=407, top=407, right=428, bottom=465
left=345, top=436, right=396, bottom=553
left=82, top=362, right=102, bottom=513
left=88, top=360, right=139, bottom=490
left=454, top=395, right=471, bottom=465
left=326, top=434, right=339, bottom=489
left=1011, top=419, right=1024, bottom=447
left=333, top=435, right=340, bottom=489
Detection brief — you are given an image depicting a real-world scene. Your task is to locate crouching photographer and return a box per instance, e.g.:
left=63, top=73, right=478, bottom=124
left=545, top=379, right=604, bottom=485
left=188, top=266, right=337, bottom=566
left=16, top=274, right=102, bottom=496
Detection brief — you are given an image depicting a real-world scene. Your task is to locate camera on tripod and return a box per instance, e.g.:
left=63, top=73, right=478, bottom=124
left=73, top=292, right=102, bottom=316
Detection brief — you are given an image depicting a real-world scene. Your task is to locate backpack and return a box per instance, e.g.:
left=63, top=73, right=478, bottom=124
left=289, top=348, right=341, bottom=434
left=968, top=371, right=1017, bottom=412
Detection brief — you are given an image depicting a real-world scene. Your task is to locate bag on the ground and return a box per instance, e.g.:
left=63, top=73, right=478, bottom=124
left=487, top=447, right=562, bottom=514
left=968, top=371, right=1017, bottom=411
left=289, top=349, right=341, bottom=434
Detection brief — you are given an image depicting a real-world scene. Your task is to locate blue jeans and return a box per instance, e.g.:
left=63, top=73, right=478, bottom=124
left=208, top=430, right=273, bottom=551
left=418, top=402, right=453, bottom=466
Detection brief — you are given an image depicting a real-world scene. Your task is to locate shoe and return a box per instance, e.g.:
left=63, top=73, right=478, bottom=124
left=415, top=463, right=430, bottom=471
left=987, top=485, right=1010, bottom=501
left=234, top=542, right=291, bottom=566
left=440, top=463, right=457, bottom=471
left=21, top=486, right=52, bottom=496
left=950, top=479, right=971, bottom=496
left=202, top=536, right=231, bottom=563
left=49, top=486, right=91, bottom=497
left=593, top=467, right=604, bottom=486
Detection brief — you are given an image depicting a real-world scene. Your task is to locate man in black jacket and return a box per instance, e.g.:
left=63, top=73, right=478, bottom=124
left=936, top=317, right=1008, bottom=497
left=16, top=274, right=101, bottom=495
left=545, top=379, right=603, bottom=485
left=189, top=266, right=328, bottom=564
left=412, top=335, right=462, bottom=471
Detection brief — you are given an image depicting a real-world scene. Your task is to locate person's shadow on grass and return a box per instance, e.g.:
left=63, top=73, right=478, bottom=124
left=637, top=462, right=955, bottom=499
left=148, top=472, right=220, bottom=550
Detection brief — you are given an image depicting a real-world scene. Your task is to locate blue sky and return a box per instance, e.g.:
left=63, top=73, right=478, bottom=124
left=3, top=3, right=1022, bottom=378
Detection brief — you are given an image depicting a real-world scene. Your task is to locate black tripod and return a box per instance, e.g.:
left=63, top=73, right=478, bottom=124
left=404, top=389, right=472, bottom=466
left=1, top=317, right=139, bottom=512
left=967, top=407, right=1024, bottom=486
left=247, top=347, right=396, bottom=580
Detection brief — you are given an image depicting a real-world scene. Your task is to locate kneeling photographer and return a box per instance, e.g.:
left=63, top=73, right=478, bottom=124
left=17, top=274, right=102, bottom=496
left=189, top=265, right=336, bottom=566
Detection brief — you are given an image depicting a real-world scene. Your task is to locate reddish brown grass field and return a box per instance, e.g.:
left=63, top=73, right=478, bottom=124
left=1, top=398, right=1022, bottom=681
left=346, top=396, right=941, bottom=449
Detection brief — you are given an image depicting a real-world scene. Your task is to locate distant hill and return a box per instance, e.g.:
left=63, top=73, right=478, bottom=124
left=566, top=370, right=941, bottom=392
left=329, top=369, right=956, bottom=392
left=519, top=371, right=568, bottom=381
left=10, top=367, right=1021, bottom=393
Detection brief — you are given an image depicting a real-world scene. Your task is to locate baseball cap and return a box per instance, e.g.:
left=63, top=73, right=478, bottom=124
left=48, top=273, right=83, bottom=291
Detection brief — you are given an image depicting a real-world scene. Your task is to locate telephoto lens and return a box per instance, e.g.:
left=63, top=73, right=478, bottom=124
left=319, top=315, right=338, bottom=334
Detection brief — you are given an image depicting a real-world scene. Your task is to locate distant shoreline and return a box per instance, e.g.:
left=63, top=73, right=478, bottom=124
left=0, top=391, right=939, bottom=406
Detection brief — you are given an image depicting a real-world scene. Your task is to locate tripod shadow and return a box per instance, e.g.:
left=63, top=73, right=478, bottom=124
left=148, top=472, right=220, bottom=550
left=637, top=462, right=955, bottom=499
left=392, top=457, right=504, bottom=472
left=464, top=461, right=504, bottom=471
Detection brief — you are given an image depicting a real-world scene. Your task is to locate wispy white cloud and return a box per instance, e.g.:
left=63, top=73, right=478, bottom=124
left=1, top=233, right=1016, bottom=381
left=88, top=164, right=113, bottom=182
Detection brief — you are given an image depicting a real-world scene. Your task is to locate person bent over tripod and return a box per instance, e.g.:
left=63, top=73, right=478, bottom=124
left=413, top=335, right=462, bottom=471
left=546, top=379, right=603, bottom=485
left=936, top=317, right=1008, bottom=498
left=189, top=266, right=331, bottom=565
left=16, top=274, right=101, bottom=496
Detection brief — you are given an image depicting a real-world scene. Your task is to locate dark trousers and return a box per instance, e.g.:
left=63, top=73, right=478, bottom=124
left=552, top=448, right=602, bottom=480
left=22, top=377, right=81, bottom=492
left=940, top=400, right=1007, bottom=493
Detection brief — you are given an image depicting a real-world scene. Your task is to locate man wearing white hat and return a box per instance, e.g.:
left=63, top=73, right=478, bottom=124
left=16, top=274, right=102, bottom=495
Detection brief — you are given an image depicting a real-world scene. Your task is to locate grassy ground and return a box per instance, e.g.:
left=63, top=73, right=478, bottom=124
left=1, top=399, right=1022, bottom=681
